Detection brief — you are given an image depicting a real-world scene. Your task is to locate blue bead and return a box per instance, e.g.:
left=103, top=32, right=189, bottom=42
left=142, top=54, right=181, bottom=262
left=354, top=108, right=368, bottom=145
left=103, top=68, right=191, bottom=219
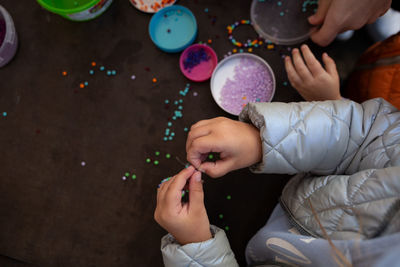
left=89, top=70, right=94, bottom=75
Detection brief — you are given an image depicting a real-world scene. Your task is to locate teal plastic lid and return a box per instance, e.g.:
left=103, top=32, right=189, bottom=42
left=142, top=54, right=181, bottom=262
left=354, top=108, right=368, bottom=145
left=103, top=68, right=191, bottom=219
left=149, top=5, right=197, bottom=53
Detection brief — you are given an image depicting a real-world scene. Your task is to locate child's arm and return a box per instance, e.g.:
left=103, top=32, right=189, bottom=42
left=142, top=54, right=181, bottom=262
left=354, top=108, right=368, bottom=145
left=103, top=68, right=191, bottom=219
left=187, top=98, right=400, bottom=176
left=155, top=167, right=239, bottom=267
left=284, top=44, right=341, bottom=101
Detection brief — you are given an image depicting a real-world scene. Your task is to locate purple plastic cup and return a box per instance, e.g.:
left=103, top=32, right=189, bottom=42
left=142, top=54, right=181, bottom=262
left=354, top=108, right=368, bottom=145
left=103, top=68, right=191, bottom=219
left=0, top=5, right=18, bottom=68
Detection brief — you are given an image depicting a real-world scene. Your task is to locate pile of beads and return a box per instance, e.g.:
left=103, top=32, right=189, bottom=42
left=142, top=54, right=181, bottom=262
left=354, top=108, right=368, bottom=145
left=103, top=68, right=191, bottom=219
left=182, top=48, right=210, bottom=72
left=227, top=20, right=262, bottom=48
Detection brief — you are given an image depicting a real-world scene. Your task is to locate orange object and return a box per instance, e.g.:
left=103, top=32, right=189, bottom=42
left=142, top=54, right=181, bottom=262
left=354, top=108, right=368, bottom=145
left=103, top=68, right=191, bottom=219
left=79, top=83, right=84, bottom=88
left=248, top=48, right=253, bottom=52
left=233, top=49, right=237, bottom=53
left=207, top=39, right=212, bottom=44
left=91, top=62, right=96, bottom=67
left=267, top=44, right=274, bottom=50
left=344, top=33, right=400, bottom=109
left=152, top=78, right=157, bottom=83
left=62, top=71, right=67, bottom=76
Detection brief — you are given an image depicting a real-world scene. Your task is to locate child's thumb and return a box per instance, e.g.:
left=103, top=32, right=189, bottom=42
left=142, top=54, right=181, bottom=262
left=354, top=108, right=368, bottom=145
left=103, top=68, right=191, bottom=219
left=188, top=171, right=204, bottom=211
left=308, top=0, right=330, bottom=26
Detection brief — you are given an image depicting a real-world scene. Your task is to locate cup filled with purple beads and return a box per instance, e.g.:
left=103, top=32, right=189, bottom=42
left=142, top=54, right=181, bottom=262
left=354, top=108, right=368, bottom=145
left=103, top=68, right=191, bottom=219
left=179, top=44, right=218, bottom=82
left=0, top=5, right=18, bottom=68
left=210, top=53, right=275, bottom=115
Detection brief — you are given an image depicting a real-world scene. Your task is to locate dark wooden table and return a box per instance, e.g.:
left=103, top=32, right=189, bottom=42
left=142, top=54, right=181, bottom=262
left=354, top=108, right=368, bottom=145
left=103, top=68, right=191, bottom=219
left=0, top=0, right=372, bottom=266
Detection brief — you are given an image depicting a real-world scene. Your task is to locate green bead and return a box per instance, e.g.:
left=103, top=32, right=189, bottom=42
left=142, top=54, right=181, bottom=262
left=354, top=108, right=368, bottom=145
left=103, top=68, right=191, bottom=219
left=132, top=174, right=136, bottom=179
left=219, top=214, right=223, bottom=219
left=155, top=151, right=160, bottom=156
left=146, top=158, right=151, bottom=163
left=166, top=153, right=171, bottom=159
left=225, top=226, right=230, bottom=231
left=154, top=160, right=159, bottom=165
left=208, top=154, right=214, bottom=160
left=226, top=195, right=231, bottom=200
left=125, top=172, right=130, bottom=177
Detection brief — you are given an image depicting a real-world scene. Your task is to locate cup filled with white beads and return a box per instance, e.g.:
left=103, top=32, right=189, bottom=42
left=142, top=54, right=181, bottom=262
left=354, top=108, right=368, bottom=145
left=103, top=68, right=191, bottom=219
left=210, top=53, right=275, bottom=116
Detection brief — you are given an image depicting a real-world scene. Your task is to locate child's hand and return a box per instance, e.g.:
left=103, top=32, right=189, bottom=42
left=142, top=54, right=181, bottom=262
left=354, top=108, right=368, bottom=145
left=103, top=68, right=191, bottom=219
left=154, top=166, right=212, bottom=245
left=285, top=44, right=341, bottom=101
left=186, top=117, right=262, bottom=178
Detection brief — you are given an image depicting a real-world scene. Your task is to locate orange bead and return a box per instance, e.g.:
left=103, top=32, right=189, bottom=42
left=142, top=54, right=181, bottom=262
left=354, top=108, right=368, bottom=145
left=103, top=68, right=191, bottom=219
left=207, top=39, right=212, bottom=44
left=91, top=62, right=96, bottom=67
left=152, top=78, right=157, bottom=83
left=79, top=83, right=84, bottom=88
left=62, top=71, right=67, bottom=76
left=233, top=49, right=237, bottom=53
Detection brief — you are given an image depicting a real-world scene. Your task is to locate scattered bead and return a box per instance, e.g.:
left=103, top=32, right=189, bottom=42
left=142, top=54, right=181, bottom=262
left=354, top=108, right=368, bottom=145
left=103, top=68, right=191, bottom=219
left=280, top=11, right=284, bottom=16
left=146, top=158, right=151, bottom=163
left=122, top=176, right=127, bottom=181
left=100, top=66, right=105, bottom=71
left=227, top=20, right=262, bottom=48
left=91, top=62, right=96, bottom=67
left=111, top=70, right=116, bottom=75
left=125, top=172, right=130, bottom=177
left=79, top=83, right=84, bottom=88
left=166, top=153, right=171, bottom=159
left=62, top=71, right=67, bottom=76
left=107, top=70, right=112, bottom=76
left=154, top=160, right=159, bottom=165
left=131, top=75, right=136, bottom=80
left=208, top=154, right=214, bottom=160
left=132, top=174, right=137, bottom=179
left=225, top=226, right=230, bottom=231
left=283, top=81, right=288, bottom=86
left=277, top=1, right=282, bottom=6
left=89, top=70, right=94, bottom=75
left=184, top=127, right=188, bottom=132
left=152, top=78, right=157, bottom=83
left=219, top=214, right=224, bottom=219
left=155, top=151, right=160, bottom=156
left=84, top=81, right=88, bottom=86
left=207, top=39, right=212, bottom=44
left=204, top=8, right=209, bottom=12
left=2, top=112, right=7, bottom=117
left=81, top=161, right=86, bottom=166
left=193, top=92, right=198, bottom=96
left=226, top=195, right=232, bottom=200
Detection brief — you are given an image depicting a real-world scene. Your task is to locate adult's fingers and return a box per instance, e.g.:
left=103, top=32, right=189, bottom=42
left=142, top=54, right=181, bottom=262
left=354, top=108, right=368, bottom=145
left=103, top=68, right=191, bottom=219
left=309, top=14, right=339, bottom=47
left=188, top=171, right=204, bottom=211
left=292, top=49, right=313, bottom=81
left=300, top=44, right=324, bottom=76
left=308, top=0, right=332, bottom=26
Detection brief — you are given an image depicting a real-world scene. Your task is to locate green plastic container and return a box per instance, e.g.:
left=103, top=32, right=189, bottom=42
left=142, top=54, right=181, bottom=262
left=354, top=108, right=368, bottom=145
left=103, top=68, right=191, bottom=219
left=37, top=0, right=113, bottom=21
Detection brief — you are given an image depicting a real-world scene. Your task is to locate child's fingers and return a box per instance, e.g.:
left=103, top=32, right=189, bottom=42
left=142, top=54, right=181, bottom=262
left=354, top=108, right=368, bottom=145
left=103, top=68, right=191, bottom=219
left=322, top=52, right=338, bottom=77
left=285, top=56, right=302, bottom=87
left=188, top=171, right=205, bottom=211
left=165, top=166, right=195, bottom=203
left=300, top=44, right=324, bottom=76
left=186, top=125, right=211, bottom=155
left=292, top=48, right=313, bottom=81
left=199, top=159, right=234, bottom=178
left=187, top=135, right=219, bottom=169
left=157, top=176, right=175, bottom=204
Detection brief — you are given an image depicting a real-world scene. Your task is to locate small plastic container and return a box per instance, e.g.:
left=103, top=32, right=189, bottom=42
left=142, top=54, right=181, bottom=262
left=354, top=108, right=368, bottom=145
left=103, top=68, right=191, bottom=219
left=179, top=44, right=218, bottom=82
left=149, top=5, right=197, bottom=53
left=250, top=0, right=317, bottom=45
left=37, top=0, right=113, bottom=21
left=129, top=0, right=176, bottom=13
left=210, top=53, right=275, bottom=116
left=0, top=5, right=18, bottom=68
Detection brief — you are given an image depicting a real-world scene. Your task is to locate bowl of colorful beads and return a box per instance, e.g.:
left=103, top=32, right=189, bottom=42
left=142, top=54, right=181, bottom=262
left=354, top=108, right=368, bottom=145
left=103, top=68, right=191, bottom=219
left=179, top=44, right=218, bottom=82
left=210, top=53, right=275, bottom=116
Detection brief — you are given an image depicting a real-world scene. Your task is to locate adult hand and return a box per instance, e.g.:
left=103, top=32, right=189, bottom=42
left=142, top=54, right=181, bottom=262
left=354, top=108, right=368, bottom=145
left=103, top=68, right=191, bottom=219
left=186, top=117, right=262, bottom=178
left=309, top=0, right=391, bottom=46
left=285, top=44, right=341, bottom=101
left=154, top=166, right=212, bottom=245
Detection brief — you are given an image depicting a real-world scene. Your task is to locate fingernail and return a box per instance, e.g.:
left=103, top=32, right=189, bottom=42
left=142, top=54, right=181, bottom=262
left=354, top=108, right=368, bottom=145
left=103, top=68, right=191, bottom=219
left=194, top=172, right=201, bottom=182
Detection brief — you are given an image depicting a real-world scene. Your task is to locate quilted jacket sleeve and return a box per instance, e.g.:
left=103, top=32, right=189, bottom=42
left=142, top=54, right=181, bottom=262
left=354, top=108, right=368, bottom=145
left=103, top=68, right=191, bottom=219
left=239, top=98, right=400, bottom=175
left=161, top=225, right=239, bottom=267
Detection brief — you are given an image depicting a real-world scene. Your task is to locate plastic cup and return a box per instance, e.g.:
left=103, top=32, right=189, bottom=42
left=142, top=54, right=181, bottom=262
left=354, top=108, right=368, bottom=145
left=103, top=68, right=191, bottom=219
left=149, top=5, right=197, bottom=53
left=0, top=5, right=18, bottom=68
left=251, top=0, right=317, bottom=45
left=37, top=0, right=113, bottom=21
left=179, top=44, right=218, bottom=82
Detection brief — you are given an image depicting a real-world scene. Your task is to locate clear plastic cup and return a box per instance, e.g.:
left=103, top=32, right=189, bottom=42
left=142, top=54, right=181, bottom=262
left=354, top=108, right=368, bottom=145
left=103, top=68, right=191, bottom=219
left=0, top=5, right=18, bottom=68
